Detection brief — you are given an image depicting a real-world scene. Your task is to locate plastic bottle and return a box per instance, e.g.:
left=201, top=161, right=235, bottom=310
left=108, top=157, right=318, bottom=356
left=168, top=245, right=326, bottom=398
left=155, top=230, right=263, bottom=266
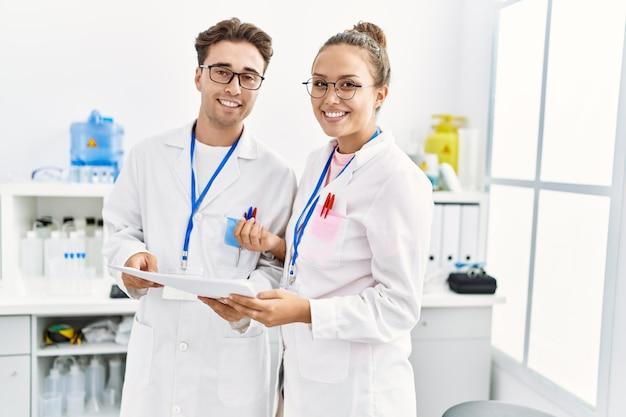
left=85, top=356, right=106, bottom=413
left=62, top=217, right=76, bottom=235
left=44, top=367, right=64, bottom=395
left=35, top=216, right=54, bottom=239
left=74, top=217, right=87, bottom=234
left=44, top=230, right=65, bottom=278
left=85, top=217, right=96, bottom=237
left=66, top=363, right=86, bottom=416
left=105, top=357, right=123, bottom=407
left=67, top=231, right=87, bottom=259
left=424, top=114, right=466, bottom=173
left=70, top=110, right=124, bottom=183
left=20, top=230, right=43, bottom=277
left=87, top=229, right=103, bottom=276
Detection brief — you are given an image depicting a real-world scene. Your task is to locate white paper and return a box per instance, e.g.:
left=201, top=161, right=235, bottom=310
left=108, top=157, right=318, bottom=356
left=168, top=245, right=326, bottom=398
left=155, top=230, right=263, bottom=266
left=108, top=265, right=256, bottom=298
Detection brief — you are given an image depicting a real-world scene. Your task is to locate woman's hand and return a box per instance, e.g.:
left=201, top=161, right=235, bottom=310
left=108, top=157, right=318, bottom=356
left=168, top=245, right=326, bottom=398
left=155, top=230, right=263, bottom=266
left=225, top=289, right=311, bottom=327
left=234, top=218, right=286, bottom=261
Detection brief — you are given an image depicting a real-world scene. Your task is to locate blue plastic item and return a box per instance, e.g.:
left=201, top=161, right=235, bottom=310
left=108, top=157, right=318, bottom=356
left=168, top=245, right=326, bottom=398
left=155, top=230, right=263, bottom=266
left=70, top=110, right=124, bottom=183
left=224, top=217, right=241, bottom=248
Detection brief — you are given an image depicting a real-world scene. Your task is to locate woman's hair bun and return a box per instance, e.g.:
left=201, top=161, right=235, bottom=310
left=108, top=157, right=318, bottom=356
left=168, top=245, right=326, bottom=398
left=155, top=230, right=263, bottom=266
left=352, top=21, right=387, bottom=49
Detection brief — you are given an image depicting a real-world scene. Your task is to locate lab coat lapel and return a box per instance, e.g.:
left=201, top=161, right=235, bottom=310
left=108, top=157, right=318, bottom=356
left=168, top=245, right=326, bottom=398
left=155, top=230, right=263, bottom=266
left=347, top=129, right=392, bottom=182
left=166, top=122, right=194, bottom=202
left=323, top=130, right=392, bottom=193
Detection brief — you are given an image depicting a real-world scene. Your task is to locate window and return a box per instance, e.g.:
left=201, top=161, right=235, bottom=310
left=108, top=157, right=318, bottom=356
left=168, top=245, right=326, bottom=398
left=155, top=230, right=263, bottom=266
left=487, top=0, right=625, bottom=409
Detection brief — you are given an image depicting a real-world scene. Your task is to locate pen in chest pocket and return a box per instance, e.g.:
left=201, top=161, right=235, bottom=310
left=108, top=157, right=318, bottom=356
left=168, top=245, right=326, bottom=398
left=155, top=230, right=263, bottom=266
left=321, top=193, right=335, bottom=219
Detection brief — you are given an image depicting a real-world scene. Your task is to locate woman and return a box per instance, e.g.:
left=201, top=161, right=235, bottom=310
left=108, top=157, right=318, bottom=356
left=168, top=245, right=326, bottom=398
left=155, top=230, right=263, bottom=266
left=225, top=22, right=433, bottom=417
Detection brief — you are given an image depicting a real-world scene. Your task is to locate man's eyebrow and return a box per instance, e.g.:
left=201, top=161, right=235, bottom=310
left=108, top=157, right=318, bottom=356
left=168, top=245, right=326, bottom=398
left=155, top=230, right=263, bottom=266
left=210, top=62, right=261, bottom=75
left=243, top=66, right=262, bottom=75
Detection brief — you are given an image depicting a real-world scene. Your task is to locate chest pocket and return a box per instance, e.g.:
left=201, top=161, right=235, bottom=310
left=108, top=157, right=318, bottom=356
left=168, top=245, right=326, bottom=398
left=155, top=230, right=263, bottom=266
left=199, top=213, right=260, bottom=279
left=298, top=203, right=349, bottom=268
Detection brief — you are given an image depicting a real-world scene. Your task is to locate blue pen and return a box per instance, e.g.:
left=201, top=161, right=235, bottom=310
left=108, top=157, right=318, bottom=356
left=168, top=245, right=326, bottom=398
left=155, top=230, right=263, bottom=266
left=246, top=206, right=253, bottom=220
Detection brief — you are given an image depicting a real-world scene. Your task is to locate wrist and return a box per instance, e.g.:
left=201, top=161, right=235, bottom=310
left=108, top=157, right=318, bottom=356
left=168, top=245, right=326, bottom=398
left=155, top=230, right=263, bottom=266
left=298, top=297, right=312, bottom=324
left=269, top=237, right=286, bottom=260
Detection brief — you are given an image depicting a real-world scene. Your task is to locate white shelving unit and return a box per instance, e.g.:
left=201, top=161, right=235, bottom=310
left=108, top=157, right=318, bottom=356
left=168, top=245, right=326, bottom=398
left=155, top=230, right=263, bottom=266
left=0, top=182, right=113, bottom=285
left=0, top=182, right=132, bottom=417
left=31, top=313, right=132, bottom=417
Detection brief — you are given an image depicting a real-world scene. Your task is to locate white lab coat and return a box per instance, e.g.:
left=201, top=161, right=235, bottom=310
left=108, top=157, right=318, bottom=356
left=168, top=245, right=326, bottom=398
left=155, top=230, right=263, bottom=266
left=103, top=122, right=297, bottom=417
left=277, top=130, right=433, bottom=417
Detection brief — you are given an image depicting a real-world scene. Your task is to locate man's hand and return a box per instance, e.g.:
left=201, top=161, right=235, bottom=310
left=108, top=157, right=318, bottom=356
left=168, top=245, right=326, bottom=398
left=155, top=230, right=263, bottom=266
left=234, top=218, right=286, bottom=261
left=121, top=252, right=163, bottom=291
left=198, top=297, right=246, bottom=322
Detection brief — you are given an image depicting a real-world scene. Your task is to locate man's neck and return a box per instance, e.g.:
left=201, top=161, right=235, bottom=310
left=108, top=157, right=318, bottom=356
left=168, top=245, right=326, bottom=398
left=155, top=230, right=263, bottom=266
left=195, top=115, right=243, bottom=147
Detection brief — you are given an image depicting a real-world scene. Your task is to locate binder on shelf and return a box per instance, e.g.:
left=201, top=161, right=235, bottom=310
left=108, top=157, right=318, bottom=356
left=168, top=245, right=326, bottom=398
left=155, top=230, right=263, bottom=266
left=427, top=204, right=443, bottom=275
left=459, top=204, right=480, bottom=264
left=441, top=204, right=461, bottom=272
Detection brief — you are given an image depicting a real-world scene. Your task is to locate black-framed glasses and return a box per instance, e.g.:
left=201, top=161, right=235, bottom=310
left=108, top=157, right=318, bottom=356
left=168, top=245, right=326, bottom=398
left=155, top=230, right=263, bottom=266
left=199, top=64, right=265, bottom=90
left=302, top=77, right=366, bottom=100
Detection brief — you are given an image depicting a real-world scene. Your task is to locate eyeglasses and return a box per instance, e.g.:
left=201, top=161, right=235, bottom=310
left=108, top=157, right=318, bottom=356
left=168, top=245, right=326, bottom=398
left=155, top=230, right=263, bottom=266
left=199, top=64, right=265, bottom=90
left=302, top=77, right=367, bottom=100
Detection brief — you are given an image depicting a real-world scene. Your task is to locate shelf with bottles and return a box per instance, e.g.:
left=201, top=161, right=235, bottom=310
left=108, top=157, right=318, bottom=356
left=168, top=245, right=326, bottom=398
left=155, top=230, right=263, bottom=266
left=33, top=314, right=130, bottom=417
left=0, top=185, right=111, bottom=292
left=37, top=354, right=125, bottom=417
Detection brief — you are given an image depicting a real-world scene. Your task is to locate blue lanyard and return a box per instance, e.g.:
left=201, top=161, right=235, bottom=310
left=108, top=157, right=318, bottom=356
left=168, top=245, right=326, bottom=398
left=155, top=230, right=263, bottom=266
left=288, top=127, right=381, bottom=277
left=181, top=124, right=240, bottom=270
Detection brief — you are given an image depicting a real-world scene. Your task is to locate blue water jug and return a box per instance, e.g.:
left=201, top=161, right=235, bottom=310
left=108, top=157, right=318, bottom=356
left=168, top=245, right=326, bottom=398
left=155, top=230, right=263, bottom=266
left=70, top=110, right=124, bottom=183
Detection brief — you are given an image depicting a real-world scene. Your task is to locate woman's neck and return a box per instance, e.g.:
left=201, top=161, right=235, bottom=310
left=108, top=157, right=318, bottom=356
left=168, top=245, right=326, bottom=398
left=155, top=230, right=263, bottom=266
left=336, top=124, right=378, bottom=154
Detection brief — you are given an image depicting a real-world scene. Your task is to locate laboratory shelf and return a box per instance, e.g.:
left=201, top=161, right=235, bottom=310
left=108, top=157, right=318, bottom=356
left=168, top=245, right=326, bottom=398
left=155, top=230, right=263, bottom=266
left=36, top=342, right=128, bottom=357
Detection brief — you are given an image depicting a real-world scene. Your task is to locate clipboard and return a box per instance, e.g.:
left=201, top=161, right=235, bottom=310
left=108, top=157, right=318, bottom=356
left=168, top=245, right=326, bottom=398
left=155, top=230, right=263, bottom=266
left=108, top=265, right=256, bottom=298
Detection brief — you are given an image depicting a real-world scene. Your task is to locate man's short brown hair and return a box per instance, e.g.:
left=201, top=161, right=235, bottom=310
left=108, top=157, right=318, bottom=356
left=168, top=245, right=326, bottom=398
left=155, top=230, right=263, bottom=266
left=195, top=18, right=273, bottom=72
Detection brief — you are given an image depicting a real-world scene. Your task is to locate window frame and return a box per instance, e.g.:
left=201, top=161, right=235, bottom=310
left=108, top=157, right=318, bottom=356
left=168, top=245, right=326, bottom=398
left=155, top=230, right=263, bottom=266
left=486, top=1, right=626, bottom=416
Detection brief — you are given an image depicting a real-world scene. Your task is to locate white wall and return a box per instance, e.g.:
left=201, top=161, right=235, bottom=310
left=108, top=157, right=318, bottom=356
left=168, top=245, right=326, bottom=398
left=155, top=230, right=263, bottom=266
left=0, top=0, right=495, bottom=181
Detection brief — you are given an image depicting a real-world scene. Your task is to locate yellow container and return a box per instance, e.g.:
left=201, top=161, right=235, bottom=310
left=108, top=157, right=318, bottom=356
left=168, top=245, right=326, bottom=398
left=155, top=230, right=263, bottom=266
left=424, top=114, right=466, bottom=172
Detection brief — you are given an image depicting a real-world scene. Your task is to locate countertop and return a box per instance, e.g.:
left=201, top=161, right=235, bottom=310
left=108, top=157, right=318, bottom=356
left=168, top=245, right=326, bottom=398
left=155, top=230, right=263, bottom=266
left=0, top=279, right=505, bottom=316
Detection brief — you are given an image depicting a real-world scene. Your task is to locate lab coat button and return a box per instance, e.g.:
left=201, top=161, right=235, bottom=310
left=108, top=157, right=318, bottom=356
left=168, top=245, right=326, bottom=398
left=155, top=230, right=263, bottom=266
left=172, top=405, right=181, bottom=414
left=179, top=342, right=188, bottom=352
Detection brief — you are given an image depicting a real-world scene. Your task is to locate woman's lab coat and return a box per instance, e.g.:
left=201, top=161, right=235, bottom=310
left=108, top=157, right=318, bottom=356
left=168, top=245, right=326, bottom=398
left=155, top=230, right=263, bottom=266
left=103, top=122, right=296, bottom=417
left=277, top=131, right=433, bottom=417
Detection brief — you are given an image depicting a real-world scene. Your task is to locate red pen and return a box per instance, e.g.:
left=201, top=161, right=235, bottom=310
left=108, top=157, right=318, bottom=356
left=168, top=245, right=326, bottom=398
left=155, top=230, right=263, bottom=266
left=324, top=194, right=335, bottom=219
left=252, top=207, right=257, bottom=219
left=320, top=193, right=331, bottom=217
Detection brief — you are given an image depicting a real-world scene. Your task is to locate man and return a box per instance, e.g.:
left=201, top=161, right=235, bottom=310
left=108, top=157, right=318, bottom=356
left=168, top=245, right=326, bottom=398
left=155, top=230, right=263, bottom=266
left=103, top=18, right=296, bottom=417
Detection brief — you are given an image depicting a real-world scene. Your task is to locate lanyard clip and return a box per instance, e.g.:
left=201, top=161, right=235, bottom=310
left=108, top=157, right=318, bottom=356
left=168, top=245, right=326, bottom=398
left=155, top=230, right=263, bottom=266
left=181, top=251, right=189, bottom=271
left=287, top=260, right=297, bottom=285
